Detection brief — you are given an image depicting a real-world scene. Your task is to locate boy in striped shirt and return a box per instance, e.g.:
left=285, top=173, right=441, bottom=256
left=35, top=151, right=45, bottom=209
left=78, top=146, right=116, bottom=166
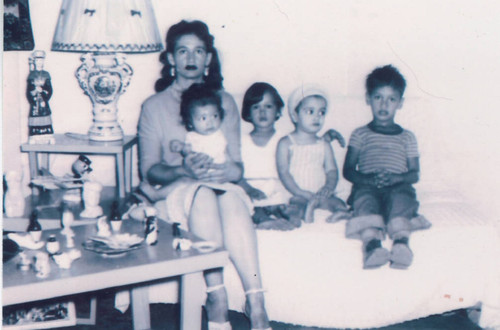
left=343, top=65, right=430, bottom=269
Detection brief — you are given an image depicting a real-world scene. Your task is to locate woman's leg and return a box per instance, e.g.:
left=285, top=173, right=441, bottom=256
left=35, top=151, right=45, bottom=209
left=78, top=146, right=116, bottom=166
left=189, top=187, right=228, bottom=324
left=217, top=191, right=270, bottom=329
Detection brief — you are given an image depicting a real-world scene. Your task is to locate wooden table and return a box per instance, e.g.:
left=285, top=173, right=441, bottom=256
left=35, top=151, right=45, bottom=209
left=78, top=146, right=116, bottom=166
left=20, top=134, right=137, bottom=198
left=3, top=220, right=229, bottom=330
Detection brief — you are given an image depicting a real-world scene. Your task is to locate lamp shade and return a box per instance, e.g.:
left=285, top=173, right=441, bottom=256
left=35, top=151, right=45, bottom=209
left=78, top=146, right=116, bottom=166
left=51, top=0, right=163, bottom=53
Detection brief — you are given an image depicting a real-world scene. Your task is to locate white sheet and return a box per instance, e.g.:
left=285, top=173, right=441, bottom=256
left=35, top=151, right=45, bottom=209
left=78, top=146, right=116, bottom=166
left=130, top=188, right=500, bottom=328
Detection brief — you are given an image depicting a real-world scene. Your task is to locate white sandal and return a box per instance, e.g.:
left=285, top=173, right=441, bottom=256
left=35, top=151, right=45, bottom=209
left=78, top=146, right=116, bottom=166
left=245, top=289, right=272, bottom=330
left=206, top=284, right=232, bottom=330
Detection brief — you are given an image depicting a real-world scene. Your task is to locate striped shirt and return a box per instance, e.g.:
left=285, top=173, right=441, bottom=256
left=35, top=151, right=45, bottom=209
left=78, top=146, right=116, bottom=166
left=348, top=125, right=419, bottom=174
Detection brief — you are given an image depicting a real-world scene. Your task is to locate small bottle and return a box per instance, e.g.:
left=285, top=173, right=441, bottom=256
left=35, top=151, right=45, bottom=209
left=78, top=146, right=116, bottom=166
left=109, top=201, right=122, bottom=233
left=145, top=216, right=158, bottom=245
left=46, top=234, right=60, bottom=255
left=27, top=210, right=42, bottom=242
left=172, top=222, right=181, bottom=238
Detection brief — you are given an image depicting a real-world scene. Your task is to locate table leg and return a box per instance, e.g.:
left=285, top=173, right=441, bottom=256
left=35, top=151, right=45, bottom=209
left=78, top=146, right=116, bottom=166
left=131, top=285, right=151, bottom=330
left=28, top=152, right=39, bottom=195
left=180, top=272, right=204, bottom=330
left=115, top=153, right=125, bottom=198
left=124, top=147, right=132, bottom=194
left=40, top=153, right=49, bottom=172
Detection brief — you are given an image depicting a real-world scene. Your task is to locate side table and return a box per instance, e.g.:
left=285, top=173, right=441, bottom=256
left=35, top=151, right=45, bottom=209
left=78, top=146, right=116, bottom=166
left=20, top=134, right=137, bottom=198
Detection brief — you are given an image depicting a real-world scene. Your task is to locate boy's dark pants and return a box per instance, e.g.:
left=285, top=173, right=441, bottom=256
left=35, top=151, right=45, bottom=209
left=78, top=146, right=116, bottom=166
left=346, top=183, right=419, bottom=239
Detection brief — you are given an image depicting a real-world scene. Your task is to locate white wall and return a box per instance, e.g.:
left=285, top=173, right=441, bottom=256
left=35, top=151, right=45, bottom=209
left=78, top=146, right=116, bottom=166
left=3, top=0, right=500, bottom=217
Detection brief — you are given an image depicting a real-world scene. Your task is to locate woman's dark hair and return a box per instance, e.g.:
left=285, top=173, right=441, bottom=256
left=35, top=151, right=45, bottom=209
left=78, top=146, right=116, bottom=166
left=180, top=83, right=224, bottom=131
left=241, top=82, right=284, bottom=122
left=366, top=64, right=406, bottom=97
left=155, top=20, right=223, bottom=92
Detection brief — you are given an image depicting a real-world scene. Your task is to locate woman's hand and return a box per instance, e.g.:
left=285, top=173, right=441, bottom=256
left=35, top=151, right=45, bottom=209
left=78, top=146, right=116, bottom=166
left=322, top=129, right=346, bottom=148
left=198, top=161, right=243, bottom=184
left=182, top=152, right=213, bottom=179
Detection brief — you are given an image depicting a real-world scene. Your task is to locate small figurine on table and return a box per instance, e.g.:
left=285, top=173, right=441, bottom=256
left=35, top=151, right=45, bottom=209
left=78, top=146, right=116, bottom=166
left=80, top=181, right=103, bottom=218
left=27, top=50, right=55, bottom=145
left=72, top=155, right=92, bottom=183
left=62, top=155, right=93, bottom=202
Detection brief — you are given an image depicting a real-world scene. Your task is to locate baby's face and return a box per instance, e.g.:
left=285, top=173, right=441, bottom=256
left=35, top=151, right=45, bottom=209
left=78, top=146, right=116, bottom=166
left=296, top=96, right=327, bottom=134
left=191, top=104, right=222, bottom=135
left=366, top=86, right=404, bottom=126
left=249, top=92, right=279, bottom=130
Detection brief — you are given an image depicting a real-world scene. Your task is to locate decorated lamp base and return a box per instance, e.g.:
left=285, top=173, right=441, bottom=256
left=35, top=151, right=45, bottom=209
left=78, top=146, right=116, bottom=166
left=88, top=123, right=124, bottom=142
left=76, top=53, right=133, bottom=142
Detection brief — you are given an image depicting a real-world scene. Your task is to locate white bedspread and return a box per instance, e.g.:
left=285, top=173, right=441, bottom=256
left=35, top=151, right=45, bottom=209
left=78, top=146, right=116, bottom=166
left=123, top=187, right=500, bottom=329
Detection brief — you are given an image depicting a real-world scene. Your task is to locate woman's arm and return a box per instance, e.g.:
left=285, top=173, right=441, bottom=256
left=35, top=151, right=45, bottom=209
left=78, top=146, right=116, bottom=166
left=147, top=152, right=212, bottom=185
left=276, top=137, right=314, bottom=200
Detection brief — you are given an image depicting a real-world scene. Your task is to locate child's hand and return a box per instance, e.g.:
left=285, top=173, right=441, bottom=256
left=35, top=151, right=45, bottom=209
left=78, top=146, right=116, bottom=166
left=199, top=161, right=241, bottom=184
left=374, top=171, right=402, bottom=188
left=170, top=140, right=185, bottom=153
left=247, top=187, right=267, bottom=201
left=322, top=129, right=346, bottom=148
left=316, top=186, right=334, bottom=199
left=183, top=152, right=212, bottom=179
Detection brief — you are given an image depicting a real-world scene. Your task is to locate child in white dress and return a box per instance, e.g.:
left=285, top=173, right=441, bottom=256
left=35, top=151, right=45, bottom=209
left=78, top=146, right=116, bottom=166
left=276, top=85, right=351, bottom=223
left=239, top=82, right=298, bottom=230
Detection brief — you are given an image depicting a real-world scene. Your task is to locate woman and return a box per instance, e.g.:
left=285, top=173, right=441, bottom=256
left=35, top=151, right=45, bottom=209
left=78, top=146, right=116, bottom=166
left=137, top=20, right=271, bottom=330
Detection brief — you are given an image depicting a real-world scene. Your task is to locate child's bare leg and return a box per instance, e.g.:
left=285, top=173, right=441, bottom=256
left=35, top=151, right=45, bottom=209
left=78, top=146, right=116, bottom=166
left=322, top=196, right=352, bottom=223
left=288, top=197, right=309, bottom=226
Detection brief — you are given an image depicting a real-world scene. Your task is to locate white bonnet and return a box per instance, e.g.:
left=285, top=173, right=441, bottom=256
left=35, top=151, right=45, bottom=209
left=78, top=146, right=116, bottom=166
left=287, top=84, right=328, bottom=122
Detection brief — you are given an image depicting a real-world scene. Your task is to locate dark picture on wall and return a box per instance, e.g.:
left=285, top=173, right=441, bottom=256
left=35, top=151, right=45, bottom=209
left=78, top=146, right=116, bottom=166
left=4, top=0, right=35, bottom=51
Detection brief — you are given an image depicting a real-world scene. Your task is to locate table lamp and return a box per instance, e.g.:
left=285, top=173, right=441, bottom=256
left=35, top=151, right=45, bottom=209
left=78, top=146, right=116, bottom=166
left=51, top=0, right=163, bottom=141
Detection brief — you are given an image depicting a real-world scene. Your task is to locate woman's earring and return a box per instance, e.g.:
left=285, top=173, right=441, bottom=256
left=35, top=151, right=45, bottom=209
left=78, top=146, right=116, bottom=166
left=204, top=66, right=209, bottom=77
left=170, top=67, right=176, bottom=77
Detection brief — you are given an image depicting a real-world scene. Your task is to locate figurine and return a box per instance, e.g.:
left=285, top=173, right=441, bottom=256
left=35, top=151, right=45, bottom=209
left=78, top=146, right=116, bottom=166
left=4, top=170, right=25, bottom=217
left=72, top=155, right=92, bottom=183
left=27, top=210, right=42, bottom=242
left=96, top=215, right=111, bottom=237
left=80, top=181, right=103, bottom=218
left=60, top=202, right=74, bottom=235
left=17, top=252, right=31, bottom=271
left=53, top=249, right=81, bottom=269
left=109, top=201, right=122, bottom=232
left=46, top=234, right=60, bottom=255
left=34, top=251, right=50, bottom=278
left=145, top=215, right=158, bottom=245
left=27, top=50, right=55, bottom=144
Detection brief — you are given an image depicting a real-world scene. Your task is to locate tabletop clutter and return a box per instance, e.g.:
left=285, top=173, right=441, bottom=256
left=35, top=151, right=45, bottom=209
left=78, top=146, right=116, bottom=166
left=5, top=194, right=218, bottom=280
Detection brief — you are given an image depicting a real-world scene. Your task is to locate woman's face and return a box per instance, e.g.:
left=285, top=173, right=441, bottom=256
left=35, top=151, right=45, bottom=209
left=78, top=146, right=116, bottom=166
left=249, top=92, right=279, bottom=130
left=167, top=34, right=212, bottom=82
